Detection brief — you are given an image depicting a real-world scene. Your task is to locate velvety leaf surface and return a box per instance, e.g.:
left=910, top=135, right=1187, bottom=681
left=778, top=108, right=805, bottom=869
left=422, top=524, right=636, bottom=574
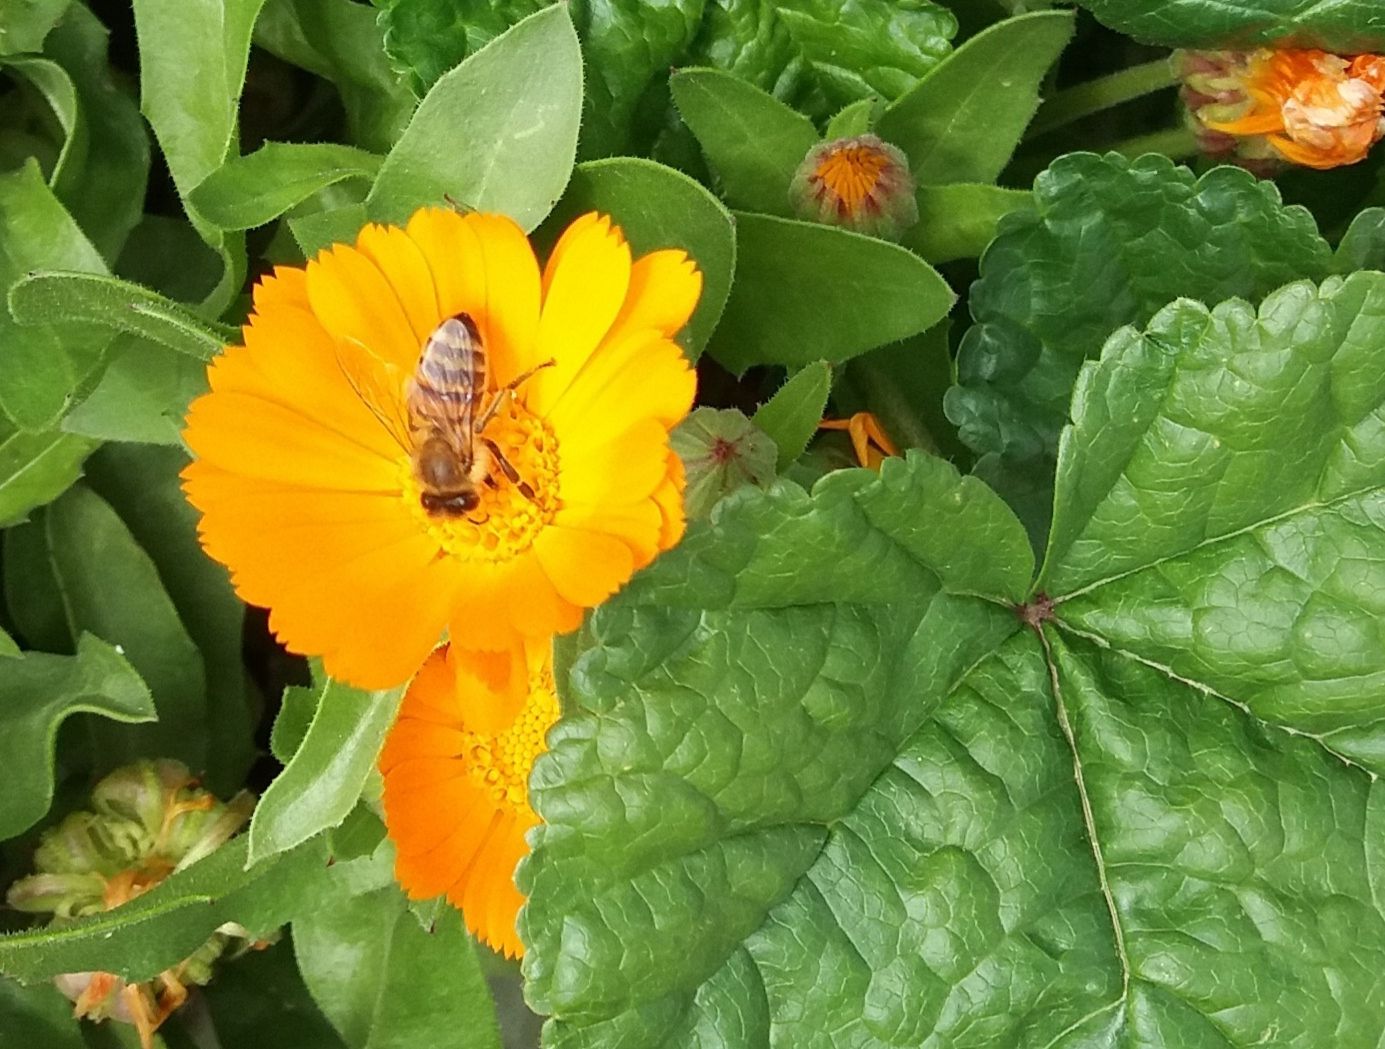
left=524, top=277, right=1385, bottom=1045
left=0, top=0, right=69, bottom=55
left=1074, top=0, right=1385, bottom=51
left=294, top=885, right=501, bottom=1049
left=753, top=362, right=832, bottom=470
left=0, top=635, right=154, bottom=841
left=366, top=4, right=582, bottom=230
left=711, top=213, right=955, bottom=372
left=190, top=142, right=382, bottom=231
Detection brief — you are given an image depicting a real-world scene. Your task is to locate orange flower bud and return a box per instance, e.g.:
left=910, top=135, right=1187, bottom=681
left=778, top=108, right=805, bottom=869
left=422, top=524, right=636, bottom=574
left=790, top=134, right=918, bottom=240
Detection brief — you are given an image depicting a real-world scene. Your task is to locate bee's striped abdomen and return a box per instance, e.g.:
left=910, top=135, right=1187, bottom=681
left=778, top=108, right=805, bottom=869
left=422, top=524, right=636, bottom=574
left=408, top=312, right=486, bottom=441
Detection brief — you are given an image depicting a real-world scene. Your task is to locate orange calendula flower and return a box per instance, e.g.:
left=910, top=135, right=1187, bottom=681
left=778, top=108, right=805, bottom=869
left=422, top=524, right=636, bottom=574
left=1183, top=48, right=1385, bottom=169
left=789, top=134, right=918, bottom=240
left=379, top=643, right=556, bottom=958
left=182, top=209, right=699, bottom=708
left=819, top=411, right=900, bottom=470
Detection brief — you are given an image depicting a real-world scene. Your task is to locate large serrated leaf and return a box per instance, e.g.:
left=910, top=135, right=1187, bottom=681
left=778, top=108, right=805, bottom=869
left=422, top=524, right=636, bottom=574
left=523, top=275, right=1385, bottom=1045
left=1074, top=0, right=1385, bottom=52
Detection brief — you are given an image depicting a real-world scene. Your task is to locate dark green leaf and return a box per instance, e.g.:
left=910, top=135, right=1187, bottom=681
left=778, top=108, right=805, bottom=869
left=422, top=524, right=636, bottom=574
left=0, top=0, right=70, bottom=55
left=9, top=272, right=235, bottom=361
left=0, top=635, right=154, bottom=841
left=270, top=686, right=318, bottom=765
left=0, top=426, right=94, bottom=529
left=945, top=153, right=1332, bottom=465
left=902, top=183, right=1034, bottom=263
left=1, top=56, right=80, bottom=198
left=669, top=68, right=818, bottom=217
left=61, top=336, right=208, bottom=446
left=85, top=445, right=257, bottom=795
left=1074, top=0, right=1385, bottom=51
left=37, top=484, right=209, bottom=773
left=0, top=837, right=332, bottom=983
left=294, top=885, right=501, bottom=1049
left=191, top=143, right=382, bottom=231
left=366, top=4, right=583, bottom=230
left=752, top=362, right=831, bottom=470
left=1334, top=207, right=1385, bottom=273
left=289, top=203, right=369, bottom=258
left=248, top=677, right=406, bottom=867
left=843, top=321, right=960, bottom=460
left=0, top=979, right=84, bottom=1049
left=541, top=157, right=735, bottom=356
left=115, top=215, right=225, bottom=303
left=875, top=11, right=1074, bottom=186
left=710, top=213, right=954, bottom=373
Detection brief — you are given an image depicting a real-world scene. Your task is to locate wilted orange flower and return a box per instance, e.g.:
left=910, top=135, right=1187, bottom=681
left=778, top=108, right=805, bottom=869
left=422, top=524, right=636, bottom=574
left=379, top=643, right=556, bottom=958
left=1191, top=48, right=1385, bottom=169
left=819, top=411, right=900, bottom=470
left=183, top=209, right=699, bottom=702
left=789, top=134, right=918, bottom=240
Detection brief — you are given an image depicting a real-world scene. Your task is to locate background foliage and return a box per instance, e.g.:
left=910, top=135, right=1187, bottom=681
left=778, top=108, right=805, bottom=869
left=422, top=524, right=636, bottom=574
left=4, top=0, right=1385, bottom=1046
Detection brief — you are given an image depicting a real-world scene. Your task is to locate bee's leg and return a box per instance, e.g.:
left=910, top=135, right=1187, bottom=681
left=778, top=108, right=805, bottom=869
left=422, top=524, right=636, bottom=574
left=482, top=437, right=538, bottom=503
left=473, top=359, right=558, bottom=434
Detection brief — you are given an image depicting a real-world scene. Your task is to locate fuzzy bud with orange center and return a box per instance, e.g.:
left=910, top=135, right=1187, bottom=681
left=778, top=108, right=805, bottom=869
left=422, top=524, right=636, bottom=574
left=789, top=134, right=919, bottom=241
left=1180, top=48, right=1385, bottom=170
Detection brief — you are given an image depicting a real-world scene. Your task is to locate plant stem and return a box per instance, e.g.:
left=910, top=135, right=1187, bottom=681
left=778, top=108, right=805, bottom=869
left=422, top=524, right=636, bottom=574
left=1109, top=126, right=1199, bottom=160
left=1027, top=58, right=1179, bottom=139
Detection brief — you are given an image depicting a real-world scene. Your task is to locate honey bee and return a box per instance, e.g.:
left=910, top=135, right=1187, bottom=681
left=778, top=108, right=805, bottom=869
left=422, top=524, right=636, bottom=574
left=338, top=311, right=551, bottom=521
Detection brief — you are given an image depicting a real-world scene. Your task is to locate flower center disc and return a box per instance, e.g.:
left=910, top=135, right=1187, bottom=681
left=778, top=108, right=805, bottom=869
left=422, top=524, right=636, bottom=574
left=404, top=399, right=561, bottom=562
left=463, top=665, right=558, bottom=810
left=814, top=145, right=891, bottom=214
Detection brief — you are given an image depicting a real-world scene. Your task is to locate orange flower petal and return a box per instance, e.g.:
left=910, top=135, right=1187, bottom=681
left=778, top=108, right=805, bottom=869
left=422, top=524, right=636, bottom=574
left=605, top=248, right=702, bottom=347
left=305, top=240, right=422, bottom=372
left=355, top=222, right=441, bottom=344
left=559, top=417, right=672, bottom=511
left=468, top=212, right=542, bottom=386
left=545, top=329, right=696, bottom=445
left=534, top=523, right=636, bottom=607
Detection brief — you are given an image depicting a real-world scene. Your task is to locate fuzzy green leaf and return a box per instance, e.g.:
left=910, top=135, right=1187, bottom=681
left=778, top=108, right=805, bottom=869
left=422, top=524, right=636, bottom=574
left=191, top=142, right=382, bottom=231
left=0, top=0, right=69, bottom=55
left=0, top=980, right=85, bottom=1048
left=294, top=885, right=501, bottom=1049
left=248, top=677, right=406, bottom=867
left=902, top=183, right=1034, bottom=263
left=1074, top=0, right=1385, bottom=51
left=876, top=10, right=1074, bottom=186
left=753, top=363, right=832, bottom=470
left=0, top=427, right=94, bottom=529
left=366, top=4, right=582, bottom=230
left=710, top=213, right=954, bottom=373
left=61, top=336, right=208, bottom=446
left=670, top=68, right=819, bottom=217
left=0, top=635, right=154, bottom=841
left=541, top=157, right=735, bottom=356
left=524, top=275, right=1385, bottom=1046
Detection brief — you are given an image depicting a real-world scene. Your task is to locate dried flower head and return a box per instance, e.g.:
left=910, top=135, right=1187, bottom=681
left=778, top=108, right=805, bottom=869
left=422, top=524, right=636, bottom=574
left=790, top=134, right=918, bottom=240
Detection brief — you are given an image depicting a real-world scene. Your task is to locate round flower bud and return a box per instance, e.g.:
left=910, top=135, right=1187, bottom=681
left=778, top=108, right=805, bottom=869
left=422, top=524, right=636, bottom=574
left=789, top=134, right=919, bottom=241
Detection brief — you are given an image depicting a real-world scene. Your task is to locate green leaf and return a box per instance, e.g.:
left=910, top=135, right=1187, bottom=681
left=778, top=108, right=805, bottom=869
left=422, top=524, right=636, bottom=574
left=1074, top=0, right=1385, bottom=51
left=294, top=885, right=501, bottom=1049
left=823, top=97, right=876, bottom=139
left=902, top=183, right=1034, bottom=263
left=541, top=157, right=736, bottom=356
left=945, top=153, right=1332, bottom=465
left=0, top=979, right=85, bottom=1049
left=0, top=836, right=332, bottom=983
left=0, top=625, right=18, bottom=658
left=1, top=55, right=81, bottom=199
left=876, top=11, right=1074, bottom=186
left=669, top=68, right=819, bottom=217
left=0, top=0, right=69, bottom=55
left=248, top=677, right=406, bottom=867
left=61, top=336, right=208, bottom=446
left=843, top=321, right=961, bottom=461
left=28, top=484, right=209, bottom=773
left=1334, top=207, right=1385, bottom=273
left=710, top=213, right=955, bottom=373
left=9, top=272, right=236, bottom=361
left=752, top=362, right=832, bottom=470
left=190, top=143, right=382, bottom=231
left=524, top=280, right=1385, bottom=1044
left=288, top=203, right=370, bottom=259
left=85, top=445, right=257, bottom=795
left=0, top=426, right=94, bottom=529
left=0, top=635, right=154, bottom=841
left=254, top=0, right=415, bottom=155
left=366, top=4, right=583, bottom=230
left=41, top=4, right=151, bottom=260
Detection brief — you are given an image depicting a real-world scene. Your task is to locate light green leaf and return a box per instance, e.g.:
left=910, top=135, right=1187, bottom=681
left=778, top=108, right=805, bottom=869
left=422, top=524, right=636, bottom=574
left=248, top=677, right=407, bottom=867
left=85, top=445, right=257, bottom=795
left=876, top=10, right=1074, bottom=186
left=294, top=885, right=501, bottom=1049
left=670, top=68, right=819, bottom=217
left=191, top=142, right=383, bottom=231
left=1334, top=207, right=1385, bottom=273
left=710, top=213, right=955, bottom=373
left=289, top=203, right=369, bottom=258
left=270, top=686, right=319, bottom=765
left=61, top=336, right=208, bottom=446
left=902, top=183, right=1034, bottom=263
left=1074, top=0, right=1385, bottom=51
left=0, top=0, right=70, bottom=55
left=823, top=97, right=876, bottom=139
left=541, top=157, right=735, bottom=356
left=0, top=625, right=18, bottom=658
left=9, top=272, right=236, bottom=361
left=945, top=153, right=1331, bottom=463
left=366, top=4, right=583, bottom=230
left=752, top=362, right=832, bottom=470
left=0, top=426, right=94, bottom=529
left=0, top=635, right=154, bottom=841
left=0, top=837, right=332, bottom=983
left=28, top=485, right=209, bottom=772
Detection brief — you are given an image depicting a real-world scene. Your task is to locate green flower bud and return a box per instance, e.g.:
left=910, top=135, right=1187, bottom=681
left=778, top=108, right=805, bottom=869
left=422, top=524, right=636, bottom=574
left=670, top=408, right=777, bottom=519
left=789, top=134, right=918, bottom=241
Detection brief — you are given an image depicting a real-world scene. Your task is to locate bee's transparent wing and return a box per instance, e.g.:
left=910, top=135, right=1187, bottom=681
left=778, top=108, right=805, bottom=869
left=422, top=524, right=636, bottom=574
left=335, top=337, right=414, bottom=453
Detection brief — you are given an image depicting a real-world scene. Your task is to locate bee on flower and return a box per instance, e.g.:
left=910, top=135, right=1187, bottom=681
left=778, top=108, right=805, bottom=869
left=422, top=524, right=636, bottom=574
left=1177, top=48, right=1385, bottom=170
left=181, top=209, right=700, bottom=724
